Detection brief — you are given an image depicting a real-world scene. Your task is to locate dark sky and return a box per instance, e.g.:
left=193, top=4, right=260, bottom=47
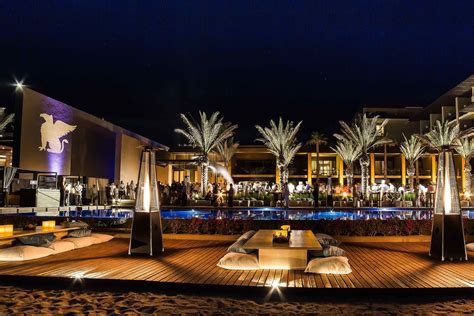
left=0, top=1, right=473, bottom=145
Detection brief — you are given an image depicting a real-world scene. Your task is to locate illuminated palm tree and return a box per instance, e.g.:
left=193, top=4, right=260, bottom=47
left=216, top=137, right=239, bottom=170
left=334, top=114, right=389, bottom=199
left=175, top=111, right=237, bottom=195
left=0, top=108, right=14, bottom=138
left=400, top=134, right=426, bottom=190
left=455, top=137, right=474, bottom=195
left=255, top=117, right=302, bottom=188
left=307, top=132, right=328, bottom=181
left=331, top=139, right=362, bottom=190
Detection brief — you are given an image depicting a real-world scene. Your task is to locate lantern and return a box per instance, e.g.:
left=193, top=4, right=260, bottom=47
left=128, top=148, right=164, bottom=256
left=430, top=151, right=467, bottom=261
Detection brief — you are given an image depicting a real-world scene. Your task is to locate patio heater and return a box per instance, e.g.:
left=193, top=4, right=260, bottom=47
left=128, top=148, right=164, bottom=256
left=430, top=150, right=467, bottom=261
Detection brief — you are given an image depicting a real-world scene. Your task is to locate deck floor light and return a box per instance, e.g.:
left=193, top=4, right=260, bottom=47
left=128, top=148, right=164, bottom=256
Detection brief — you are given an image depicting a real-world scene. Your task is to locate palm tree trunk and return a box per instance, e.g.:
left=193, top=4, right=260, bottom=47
left=407, top=164, right=415, bottom=190
left=201, top=163, right=209, bottom=196
left=464, top=160, right=472, bottom=195
left=278, top=165, right=285, bottom=189
left=360, top=154, right=370, bottom=200
left=346, top=164, right=353, bottom=192
left=316, top=143, right=320, bottom=181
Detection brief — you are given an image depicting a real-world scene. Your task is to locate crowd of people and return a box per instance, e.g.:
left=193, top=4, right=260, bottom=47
left=61, top=176, right=450, bottom=208
left=158, top=178, right=444, bottom=208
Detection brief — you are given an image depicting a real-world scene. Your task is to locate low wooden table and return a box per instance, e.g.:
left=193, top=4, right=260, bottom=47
left=243, top=229, right=322, bottom=270
left=0, top=226, right=80, bottom=247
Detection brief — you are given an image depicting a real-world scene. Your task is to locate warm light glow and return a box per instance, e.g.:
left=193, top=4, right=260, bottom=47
left=0, top=225, right=13, bottom=236
left=42, top=221, right=55, bottom=230
left=443, top=154, right=452, bottom=214
left=143, top=173, right=150, bottom=212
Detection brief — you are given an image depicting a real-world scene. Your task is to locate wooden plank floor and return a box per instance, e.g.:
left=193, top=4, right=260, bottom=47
left=0, top=239, right=473, bottom=289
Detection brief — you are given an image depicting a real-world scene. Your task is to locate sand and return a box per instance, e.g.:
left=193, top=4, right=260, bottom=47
left=0, top=285, right=473, bottom=315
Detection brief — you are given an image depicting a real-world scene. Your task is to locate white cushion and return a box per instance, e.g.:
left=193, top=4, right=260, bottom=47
left=90, top=233, right=114, bottom=244
left=217, top=253, right=260, bottom=270
left=48, top=240, right=75, bottom=253
left=466, top=243, right=474, bottom=251
left=61, top=236, right=95, bottom=249
left=0, top=246, right=56, bottom=261
left=304, top=256, right=352, bottom=275
left=323, top=246, right=346, bottom=257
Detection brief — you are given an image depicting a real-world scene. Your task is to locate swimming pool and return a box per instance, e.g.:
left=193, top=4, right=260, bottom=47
left=160, top=208, right=474, bottom=220
left=23, top=207, right=474, bottom=220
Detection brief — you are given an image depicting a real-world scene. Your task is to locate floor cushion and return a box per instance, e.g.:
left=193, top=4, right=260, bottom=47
left=68, top=228, right=92, bottom=238
left=217, top=252, right=260, bottom=270
left=61, top=236, right=95, bottom=249
left=90, top=233, right=114, bottom=244
left=48, top=240, right=75, bottom=253
left=63, top=221, right=89, bottom=228
left=304, top=256, right=352, bottom=275
left=466, top=243, right=474, bottom=251
left=237, top=230, right=256, bottom=241
left=227, top=239, right=255, bottom=254
left=0, top=246, right=56, bottom=261
left=323, top=246, right=346, bottom=257
left=315, top=233, right=341, bottom=247
left=15, top=233, right=56, bottom=247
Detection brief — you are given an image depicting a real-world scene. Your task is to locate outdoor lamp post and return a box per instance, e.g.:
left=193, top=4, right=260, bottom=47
left=128, top=148, right=164, bottom=256
left=430, top=150, right=467, bottom=261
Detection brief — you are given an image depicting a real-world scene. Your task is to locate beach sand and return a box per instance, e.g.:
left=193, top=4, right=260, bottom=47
left=0, top=285, right=473, bottom=315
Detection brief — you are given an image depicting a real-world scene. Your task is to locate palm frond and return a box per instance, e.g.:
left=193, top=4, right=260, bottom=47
left=175, top=111, right=238, bottom=156
left=400, top=134, right=426, bottom=166
left=418, top=120, right=474, bottom=151
left=330, top=139, right=362, bottom=165
left=455, top=137, right=474, bottom=160
left=334, top=114, right=389, bottom=154
left=255, top=117, right=302, bottom=168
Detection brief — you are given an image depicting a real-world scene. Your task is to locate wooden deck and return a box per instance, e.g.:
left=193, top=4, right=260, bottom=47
left=0, top=239, right=473, bottom=291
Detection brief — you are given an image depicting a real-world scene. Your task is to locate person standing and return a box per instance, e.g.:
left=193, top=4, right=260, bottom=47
left=64, top=181, right=72, bottom=206
left=283, top=182, right=290, bottom=208
left=119, top=181, right=126, bottom=199
left=180, top=181, right=187, bottom=206
left=312, top=181, right=319, bottom=208
left=109, top=182, right=116, bottom=201
left=129, top=180, right=136, bottom=200
left=227, top=183, right=234, bottom=207
left=74, top=181, right=83, bottom=206
left=91, top=184, right=99, bottom=206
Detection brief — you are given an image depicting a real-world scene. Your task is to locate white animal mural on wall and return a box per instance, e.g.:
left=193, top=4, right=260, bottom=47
left=39, top=113, right=77, bottom=154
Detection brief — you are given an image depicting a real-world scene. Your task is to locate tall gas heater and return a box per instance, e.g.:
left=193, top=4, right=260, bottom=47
left=129, top=148, right=164, bottom=256
left=430, top=150, right=467, bottom=261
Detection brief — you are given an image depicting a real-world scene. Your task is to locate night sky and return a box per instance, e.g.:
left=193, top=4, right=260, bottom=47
left=0, top=1, right=473, bottom=146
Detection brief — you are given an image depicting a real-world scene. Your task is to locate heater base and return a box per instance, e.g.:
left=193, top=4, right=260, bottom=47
left=129, top=211, right=164, bottom=256
left=430, top=214, right=467, bottom=261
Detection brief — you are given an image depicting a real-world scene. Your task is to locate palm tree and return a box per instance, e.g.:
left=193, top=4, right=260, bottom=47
left=216, top=137, right=239, bottom=170
left=331, top=139, right=362, bottom=191
left=0, top=108, right=14, bottom=138
left=455, top=137, right=474, bottom=195
left=307, top=132, right=328, bottom=181
left=255, top=117, right=302, bottom=188
left=400, top=134, right=426, bottom=190
left=334, top=114, right=389, bottom=199
left=175, top=111, right=237, bottom=195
